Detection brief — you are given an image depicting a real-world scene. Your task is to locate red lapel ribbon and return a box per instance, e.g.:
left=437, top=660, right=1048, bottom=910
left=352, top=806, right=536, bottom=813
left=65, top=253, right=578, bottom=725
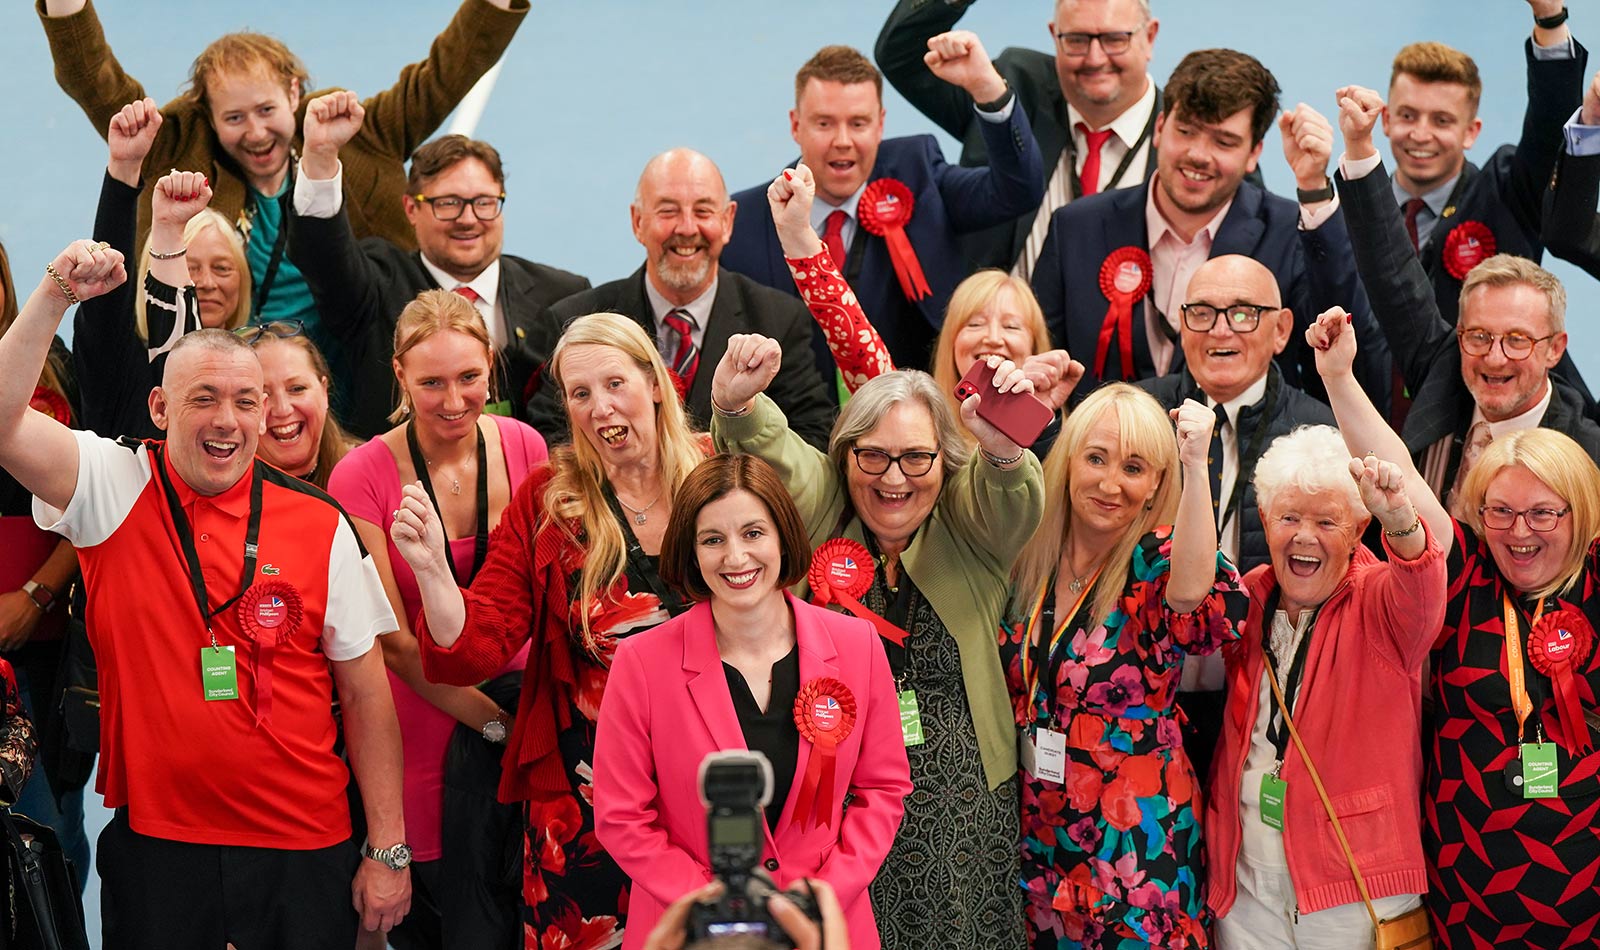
left=808, top=539, right=908, bottom=647
left=1528, top=608, right=1595, bottom=753
left=857, top=178, right=931, bottom=302
left=791, top=677, right=857, bottom=829
left=1095, top=247, right=1153, bottom=380
left=29, top=386, right=70, bottom=425
left=236, top=581, right=303, bottom=727
left=1442, top=221, right=1496, bottom=281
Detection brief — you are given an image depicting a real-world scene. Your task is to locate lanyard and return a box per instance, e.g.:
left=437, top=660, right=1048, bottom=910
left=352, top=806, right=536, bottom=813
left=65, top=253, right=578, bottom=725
left=1502, top=593, right=1548, bottom=744
left=1067, top=106, right=1157, bottom=200
left=1261, top=587, right=1320, bottom=763
left=248, top=179, right=294, bottom=316
left=153, top=446, right=264, bottom=646
left=1214, top=371, right=1281, bottom=534
left=405, top=422, right=489, bottom=585
left=1019, top=570, right=1100, bottom=722
left=602, top=490, right=688, bottom=618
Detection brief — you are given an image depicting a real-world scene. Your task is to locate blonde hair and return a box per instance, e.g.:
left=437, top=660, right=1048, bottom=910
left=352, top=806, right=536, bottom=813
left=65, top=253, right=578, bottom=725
left=389, top=289, right=497, bottom=423
left=134, top=210, right=251, bottom=341
left=544, top=313, right=706, bottom=640
left=930, top=271, right=1052, bottom=434
left=1458, top=253, right=1567, bottom=334
left=1457, top=428, right=1600, bottom=600
left=1012, top=384, right=1180, bottom=628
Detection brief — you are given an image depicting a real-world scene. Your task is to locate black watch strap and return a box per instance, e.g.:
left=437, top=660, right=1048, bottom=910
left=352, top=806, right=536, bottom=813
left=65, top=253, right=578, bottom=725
left=1296, top=176, right=1336, bottom=204
left=1536, top=7, right=1569, bottom=28
left=976, top=85, right=1015, bottom=114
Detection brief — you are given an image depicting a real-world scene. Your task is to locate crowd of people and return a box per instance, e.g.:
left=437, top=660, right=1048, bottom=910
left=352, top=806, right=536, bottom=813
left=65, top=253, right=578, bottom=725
left=0, top=0, right=1598, bottom=949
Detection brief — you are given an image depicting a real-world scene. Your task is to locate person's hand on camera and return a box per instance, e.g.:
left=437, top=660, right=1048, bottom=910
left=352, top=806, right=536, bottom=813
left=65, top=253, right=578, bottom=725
left=769, top=878, right=849, bottom=950
left=641, top=882, right=724, bottom=950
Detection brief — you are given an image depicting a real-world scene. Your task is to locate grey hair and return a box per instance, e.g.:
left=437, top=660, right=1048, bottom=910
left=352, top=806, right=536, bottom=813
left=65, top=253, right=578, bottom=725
left=1058, top=0, right=1153, bottom=23
left=827, top=370, right=973, bottom=478
left=1252, top=425, right=1364, bottom=519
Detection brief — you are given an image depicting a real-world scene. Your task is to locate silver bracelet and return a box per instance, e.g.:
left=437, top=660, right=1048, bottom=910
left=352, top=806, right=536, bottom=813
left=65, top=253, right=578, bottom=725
left=981, top=447, right=1025, bottom=467
left=148, top=246, right=187, bottom=260
left=710, top=397, right=752, bottom=417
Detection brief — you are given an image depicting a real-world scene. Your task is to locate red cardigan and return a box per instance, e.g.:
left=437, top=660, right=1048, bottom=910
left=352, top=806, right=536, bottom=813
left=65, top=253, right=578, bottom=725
left=417, top=464, right=581, bottom=803
left=1205, top=529, right=1446, bottom=917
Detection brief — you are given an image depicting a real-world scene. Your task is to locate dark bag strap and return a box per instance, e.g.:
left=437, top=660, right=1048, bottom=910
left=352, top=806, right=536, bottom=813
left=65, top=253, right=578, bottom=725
left=0, top=810, right=75, bottom=950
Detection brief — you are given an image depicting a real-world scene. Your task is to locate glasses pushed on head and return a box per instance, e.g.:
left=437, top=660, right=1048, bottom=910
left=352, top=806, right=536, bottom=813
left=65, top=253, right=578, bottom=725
left=234, top=319, right=304, bottom=345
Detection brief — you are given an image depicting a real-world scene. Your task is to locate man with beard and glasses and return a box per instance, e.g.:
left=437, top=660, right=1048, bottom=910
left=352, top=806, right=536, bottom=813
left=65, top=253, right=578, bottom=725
left=287, top=94, right=589, bottom=439
left=527, top=149, right=836, bottom=450
left=1030, top=48, right=1390, bottom=409
left=38, top=0, right=527, bottom=355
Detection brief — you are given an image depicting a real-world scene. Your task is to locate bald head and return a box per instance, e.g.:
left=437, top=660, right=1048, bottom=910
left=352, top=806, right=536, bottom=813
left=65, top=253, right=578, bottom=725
left=149, top=329, right=264, bottom=497
left=630, top=148, right=738, bottom=305
left=1180, top=254, right=1294, bottom=405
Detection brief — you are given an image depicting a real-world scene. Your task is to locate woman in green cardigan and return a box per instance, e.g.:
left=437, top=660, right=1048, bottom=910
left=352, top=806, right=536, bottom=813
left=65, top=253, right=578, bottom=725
left=709, top=334, right=1044, bottom=950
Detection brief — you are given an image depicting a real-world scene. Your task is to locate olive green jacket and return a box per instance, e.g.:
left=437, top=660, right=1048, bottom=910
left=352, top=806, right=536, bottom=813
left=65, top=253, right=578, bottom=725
left=38, top=0, right=528, bottom=252
left=713, top=394, right=1043, bottom=789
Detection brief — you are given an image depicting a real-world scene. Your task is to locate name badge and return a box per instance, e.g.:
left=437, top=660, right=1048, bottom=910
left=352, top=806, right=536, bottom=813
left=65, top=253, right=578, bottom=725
left=1259, top=772, right=1288, bottom=830
left=1521, top=742, right=1560, bottom=799
left=201, top=645, right=238, bottom=702
left=483, top=399, right=513, bottom=417
left=1022, top=725, right=1067, bottom=783
left=898, top=690, right=925, bottom=747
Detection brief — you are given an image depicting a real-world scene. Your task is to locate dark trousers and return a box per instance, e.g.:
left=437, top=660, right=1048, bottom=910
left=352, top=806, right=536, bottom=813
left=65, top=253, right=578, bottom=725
left=98, top=809, right=358, bottom=950
left=1177, top=688, right=1227, bottom=788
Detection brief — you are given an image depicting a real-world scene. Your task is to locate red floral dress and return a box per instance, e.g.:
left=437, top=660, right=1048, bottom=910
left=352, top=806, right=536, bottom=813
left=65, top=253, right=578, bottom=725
left=784, top=250, right=893, bottom=391
left=1000, top=530, right=1244, bottom=950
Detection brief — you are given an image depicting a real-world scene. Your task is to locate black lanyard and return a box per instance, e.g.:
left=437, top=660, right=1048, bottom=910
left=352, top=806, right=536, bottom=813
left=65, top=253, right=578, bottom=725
left=1033, top=578, right=1096, bottom=721
left=1215, top=371, right=1281, bottom=533
left=405, top=422, right=489, bottom=586
left=153, top=445, right=264, bottom=637
left=1066, top=105, right=1157, bottom=200
left=249, top=173, right=294, bottom=316
left=863, top=532, right=918, bottom=683
left=1261, top=586, right=1319, bottom=762
left=601, top=490, right=689, bottom=618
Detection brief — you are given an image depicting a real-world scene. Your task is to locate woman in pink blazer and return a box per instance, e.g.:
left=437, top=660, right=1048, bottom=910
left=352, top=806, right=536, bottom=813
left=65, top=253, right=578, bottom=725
left=593, top=453, right=911, bottom=950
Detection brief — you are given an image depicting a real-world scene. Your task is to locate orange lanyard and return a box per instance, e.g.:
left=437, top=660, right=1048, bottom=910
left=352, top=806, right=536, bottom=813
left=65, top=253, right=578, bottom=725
left=1502, top=593, right=1545, bottom=743
left=1019, top=569, right=1101, bottom=713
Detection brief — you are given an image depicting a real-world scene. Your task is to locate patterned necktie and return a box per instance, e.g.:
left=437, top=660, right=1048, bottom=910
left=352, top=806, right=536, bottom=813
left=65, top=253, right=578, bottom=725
left=1447, top=421, right=1494, bottom=518
left=662, top=309, right=700, bottom=400
left=1403, top=198, right=1427, bottom=252
left=1077, top=124, right=1116, bottom=196
left=1209, top=404, right=1229, bottom=531
left=822, top=210, right=849, bottom=271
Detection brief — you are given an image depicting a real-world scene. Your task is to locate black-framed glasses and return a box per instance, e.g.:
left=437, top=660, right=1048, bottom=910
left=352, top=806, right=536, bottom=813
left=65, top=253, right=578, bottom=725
left=1179, top=303, right=1276, bottom=333
left=851, top=447, right=939, bottom=477
left=1054, top=31, right=1137, bottom=55
left=234, top=319, right=304, bottom=345
left=1456, top=328, right=1558, bottom=361
left=412, top=193, right=507, bottom=221
left=1478, top=505, right=1571, bottom=532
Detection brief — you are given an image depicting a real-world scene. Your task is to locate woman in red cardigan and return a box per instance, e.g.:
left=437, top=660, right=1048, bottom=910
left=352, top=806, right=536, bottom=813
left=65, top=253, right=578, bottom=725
left=390, top=312, right=707, bottom=950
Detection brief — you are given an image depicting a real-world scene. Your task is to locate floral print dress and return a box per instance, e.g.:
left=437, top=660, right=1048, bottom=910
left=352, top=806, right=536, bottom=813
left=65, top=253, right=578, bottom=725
left=1000, top=530, right=1243, bottom=950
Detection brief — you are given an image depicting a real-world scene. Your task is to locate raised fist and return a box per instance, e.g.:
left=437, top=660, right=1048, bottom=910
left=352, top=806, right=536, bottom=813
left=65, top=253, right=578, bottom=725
left=1279, top=103, right=1333, bottom=191
left=767, top=164, right=824, bottom=259
left=710, top=334, right=783, bottom=414
left=1171, top=398, right=1215, bottom=469
left=1335, top=85, right=1385, bottom=160
left=45, top=239, right=126, bottom=305
left=924, top=30, right=1007, bottom=103
left=301, top=91, right=365, bottom=180
left=108, top=98, right=162, bottom=183
left=150, top=170, right=213, bottom=231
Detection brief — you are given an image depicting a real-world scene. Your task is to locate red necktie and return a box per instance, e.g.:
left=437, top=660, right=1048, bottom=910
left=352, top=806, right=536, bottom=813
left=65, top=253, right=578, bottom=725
left=453, top=285, right=481, bottom=303
left=662, top=309, right=700, bottom=400
left=822, top=210, right=849, bottom=271
left=1077, top=123, right=1116, bottom=196
left=1403, top=198, right=1427, bottom=252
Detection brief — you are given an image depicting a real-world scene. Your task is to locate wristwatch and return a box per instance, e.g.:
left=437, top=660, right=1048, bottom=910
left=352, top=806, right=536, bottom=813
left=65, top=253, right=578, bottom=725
left=1296, top=176, right=1336, bottom=204
left=362, top=840, right=413, bottom=871
left=21, top=581, right=54, bottom=612
left=482, top=712, right=510, bottom=744
left=1536, top=7, right=1569, bottom=29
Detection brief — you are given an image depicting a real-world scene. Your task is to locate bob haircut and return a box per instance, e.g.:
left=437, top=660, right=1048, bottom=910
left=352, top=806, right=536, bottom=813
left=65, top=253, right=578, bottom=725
left=659, top=454, right=811, bottom=602
left=1458, top=427, right=1600, bottom=600
left=1252, top=426, right=1366, bottom=523
left=930, top=270, right=1052, bottom=428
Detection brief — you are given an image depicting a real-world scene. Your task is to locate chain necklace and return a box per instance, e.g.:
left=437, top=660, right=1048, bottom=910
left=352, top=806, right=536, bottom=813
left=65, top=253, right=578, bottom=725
left=615, top=492, right=662, bottom=525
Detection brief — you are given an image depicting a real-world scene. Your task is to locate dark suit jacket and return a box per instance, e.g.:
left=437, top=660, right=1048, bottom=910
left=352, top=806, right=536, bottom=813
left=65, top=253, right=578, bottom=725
left=529, top=267, right=837, bottom=451
left=286, top=206, right=589, bottom=439
left=874, top=0, right=1159, bottom=272
left=1543, top=147, right=1600, bottom=279
left=720, top=116, right=1043, bottom=374
left=1336, top=160, right=1600, bottom=472
left=1030, top=178, right=1389, bottom=407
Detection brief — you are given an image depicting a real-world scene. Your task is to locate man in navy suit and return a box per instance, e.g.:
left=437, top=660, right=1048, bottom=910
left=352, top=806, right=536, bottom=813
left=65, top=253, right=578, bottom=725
left=1031, top=48, right=1390, bottom=408
left=721, top=43, right=1043, bottom=375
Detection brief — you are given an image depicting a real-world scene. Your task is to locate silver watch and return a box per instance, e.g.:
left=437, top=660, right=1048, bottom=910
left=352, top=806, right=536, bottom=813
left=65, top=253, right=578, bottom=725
left=362, top=840, right=413, bottom=871
left=482, top=715, right=509, bottom=744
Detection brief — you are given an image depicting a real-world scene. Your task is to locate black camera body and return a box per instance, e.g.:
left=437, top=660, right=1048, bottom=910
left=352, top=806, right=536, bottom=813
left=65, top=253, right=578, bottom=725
left=687, top=751, right=822, bottom=947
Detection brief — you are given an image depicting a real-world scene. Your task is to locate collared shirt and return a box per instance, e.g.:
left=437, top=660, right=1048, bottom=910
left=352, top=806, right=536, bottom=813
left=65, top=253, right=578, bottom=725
left=1562, top=107, right=1600, bottom=155
left=1421, top=377, right=1553, bottom=496
left=811, top=184, right=867, bottom=268
left=420, top=255, right=506, bottom=351
left=644, top=274, right=717, bottom=356
left=1145, top=178, right=1235, bottom=376
left=1014, top=77, right=1158, bottom=282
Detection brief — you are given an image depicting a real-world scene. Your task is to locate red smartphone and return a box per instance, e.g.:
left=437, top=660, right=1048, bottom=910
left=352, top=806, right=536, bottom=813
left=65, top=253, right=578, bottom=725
left=953, top=359, right=1054, bottom=449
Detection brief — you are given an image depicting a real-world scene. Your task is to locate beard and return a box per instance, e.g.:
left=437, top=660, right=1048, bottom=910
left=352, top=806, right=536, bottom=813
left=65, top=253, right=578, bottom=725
left=656, top=238, right=714, bottom=294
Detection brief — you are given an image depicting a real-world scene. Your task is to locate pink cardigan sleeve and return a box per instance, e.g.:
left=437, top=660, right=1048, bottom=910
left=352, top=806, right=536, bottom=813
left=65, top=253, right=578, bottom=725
left=1361, top=525, right=1448, bottom=673
left=784, top=250, right=894, bottom=392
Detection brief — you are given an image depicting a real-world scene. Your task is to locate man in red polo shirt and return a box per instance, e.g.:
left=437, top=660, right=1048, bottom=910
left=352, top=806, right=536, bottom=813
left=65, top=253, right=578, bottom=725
left=0, top=220, right=408, bottom=949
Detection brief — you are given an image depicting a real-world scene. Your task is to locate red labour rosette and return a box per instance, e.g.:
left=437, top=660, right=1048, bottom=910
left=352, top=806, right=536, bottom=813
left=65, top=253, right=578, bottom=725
left=28, top=386, right=71, bottom=425
left=857, top=179, right=931, bottom=302
left=1442, top=221, right=1496, bottom=281
left=808, top=538, right=908, bottom=647
left=236, top=581, right=304, bottom=726
left=1095, top=247, right=1153, bottom=380
left=1529, top=608, right=1596, bottom=753
left=791, top=677, right=858, bottom=829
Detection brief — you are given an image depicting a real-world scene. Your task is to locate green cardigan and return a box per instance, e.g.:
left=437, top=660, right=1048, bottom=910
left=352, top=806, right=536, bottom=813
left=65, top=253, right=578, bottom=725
left=713, top=394, right=1043, bottom=789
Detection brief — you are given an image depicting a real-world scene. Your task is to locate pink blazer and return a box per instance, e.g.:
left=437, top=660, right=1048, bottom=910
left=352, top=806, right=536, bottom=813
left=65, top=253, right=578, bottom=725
left=593, top=594, right=911, bottom=950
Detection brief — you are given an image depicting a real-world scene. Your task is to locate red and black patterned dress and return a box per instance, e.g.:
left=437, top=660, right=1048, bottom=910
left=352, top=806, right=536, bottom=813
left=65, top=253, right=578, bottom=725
left=1427, top=520, right=1600, bottom=948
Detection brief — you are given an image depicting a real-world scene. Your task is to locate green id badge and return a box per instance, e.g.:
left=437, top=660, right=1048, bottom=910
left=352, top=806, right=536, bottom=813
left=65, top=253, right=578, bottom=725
left=483, top=400, right=513, bottom=417
left=1521, top=743, right=1560, bottom=799
left=201, top=646, right=238, bottom=701
left=1259, top=773, right=1288, bottom=830
left=898, top=690, right=925, bottom=746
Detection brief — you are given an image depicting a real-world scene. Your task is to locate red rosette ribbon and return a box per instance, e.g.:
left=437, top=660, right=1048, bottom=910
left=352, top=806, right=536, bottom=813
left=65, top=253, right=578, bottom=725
left=28, top=386, right=70, bottom=425
left=1442, top=221, right=1496, bottom=281
left=1095, top=247, right=1153, bottom=380
left=1529, top=609, right=1596, bottom=753
left=808, top=538, right=908, bottom=647
left=857, top=178, right=931, bottom=302
left=235, top=582, right=303, bottom=726
left=791, top=677, right=858, bottom=829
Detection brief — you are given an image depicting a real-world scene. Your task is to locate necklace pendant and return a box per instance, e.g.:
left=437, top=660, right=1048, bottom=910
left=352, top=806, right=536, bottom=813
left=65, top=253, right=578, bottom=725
left=634, top=512, right=648, bottom=525
left=1068, top=576, right=1085, bottom=594
left=450, top=479, right=461, bottom=495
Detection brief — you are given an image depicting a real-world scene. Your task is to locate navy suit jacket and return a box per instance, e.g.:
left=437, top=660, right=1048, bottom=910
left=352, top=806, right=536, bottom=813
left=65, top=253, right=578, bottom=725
left=1030, top=178, right=1389, bottom=407
left=720, top=108, right=1043, bottom=374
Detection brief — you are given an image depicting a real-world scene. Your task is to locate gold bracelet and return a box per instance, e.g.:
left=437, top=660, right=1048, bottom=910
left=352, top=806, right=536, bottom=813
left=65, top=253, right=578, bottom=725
left=44, top=263, right=78, bottom=306
left=1383, top=515, right=1423, bottom=538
